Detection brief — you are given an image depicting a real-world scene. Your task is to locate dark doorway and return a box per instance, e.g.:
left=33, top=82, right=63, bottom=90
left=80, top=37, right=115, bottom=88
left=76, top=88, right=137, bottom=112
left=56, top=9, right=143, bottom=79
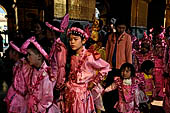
left=96, top=0, right=132, bottom=25
left=147, top=0, right=166, bottom=30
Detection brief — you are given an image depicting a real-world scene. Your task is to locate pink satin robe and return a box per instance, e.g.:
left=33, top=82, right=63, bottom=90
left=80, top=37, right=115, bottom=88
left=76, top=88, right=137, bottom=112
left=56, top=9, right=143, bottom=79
left=163, top=76, right=170, bottom=113
left=133, top=51, right=154, bottom=73
left=64, top=47, right=111, bottom=113
left=105, top=75, right=145, bottom=113
left=4, top=58, right=32, bottom=113
left=153, top=55, right=165, bottom=97
left=27, top=61, right=59, bottom=113
left=48, top=38, right=67, bottom=89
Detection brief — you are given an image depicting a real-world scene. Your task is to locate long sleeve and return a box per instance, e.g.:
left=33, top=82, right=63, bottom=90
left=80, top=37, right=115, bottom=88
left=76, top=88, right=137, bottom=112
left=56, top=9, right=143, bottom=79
left=104, top=82, right=117, bottom=92
left=55, top=43, right=67, bottom=89
left=49, top=38, right=67, bottom=89
left=87, top=54, right=111, bottom=84
left=125, top=34, right=132, bottom=64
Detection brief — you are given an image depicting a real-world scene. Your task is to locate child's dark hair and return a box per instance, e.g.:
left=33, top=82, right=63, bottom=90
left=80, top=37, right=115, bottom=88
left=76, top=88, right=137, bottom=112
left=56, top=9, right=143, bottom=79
left=27, top=43, right=42, bottom=56
left=69, top=22, right=85, bottom=40
left=141, top=60, right=155, bottom=73
left=120, top=62, right=135, bottom=77
left=27, top=43, right=50, bottom=66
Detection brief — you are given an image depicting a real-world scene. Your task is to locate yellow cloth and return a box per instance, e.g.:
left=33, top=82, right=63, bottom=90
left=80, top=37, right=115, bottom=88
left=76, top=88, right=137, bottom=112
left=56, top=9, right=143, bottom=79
left=144, top=73, right=153, bottom=96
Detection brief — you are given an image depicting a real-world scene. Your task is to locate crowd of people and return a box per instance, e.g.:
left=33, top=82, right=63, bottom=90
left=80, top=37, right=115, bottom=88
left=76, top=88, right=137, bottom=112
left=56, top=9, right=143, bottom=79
left=0, top=14, right=170, bottom=113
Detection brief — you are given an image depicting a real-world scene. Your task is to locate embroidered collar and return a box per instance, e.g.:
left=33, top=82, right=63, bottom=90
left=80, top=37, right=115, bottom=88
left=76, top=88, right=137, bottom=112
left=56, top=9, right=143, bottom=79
left=123, top=78, right=132, bottom=85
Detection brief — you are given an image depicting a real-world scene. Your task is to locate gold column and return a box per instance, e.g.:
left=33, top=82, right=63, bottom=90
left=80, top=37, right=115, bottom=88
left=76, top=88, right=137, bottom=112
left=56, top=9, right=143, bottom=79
left=165, top=0, right=170, bottom=27
left=54, top=0, right=96, bottom=21
left=54, top=0, right=66, bottom=18
left=68, top=0, right=96, bottom=21
left=131, top=0, right=150, bottom=27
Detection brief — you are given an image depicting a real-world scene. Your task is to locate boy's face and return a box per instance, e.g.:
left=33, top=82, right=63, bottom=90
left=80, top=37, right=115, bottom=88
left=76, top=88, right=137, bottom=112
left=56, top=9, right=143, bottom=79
left=27, top=49, right=40, bottom=67
left=121, top=67, right=131, bottom=79
left=116, top=24, right=126, bottom=35
left=69, top=34, right=85, bottom=52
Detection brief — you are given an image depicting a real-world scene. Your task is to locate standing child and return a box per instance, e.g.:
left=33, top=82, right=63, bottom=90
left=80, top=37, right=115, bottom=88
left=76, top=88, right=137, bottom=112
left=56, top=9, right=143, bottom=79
left=64, top=22, right=111, bottom=113
left=133, top=33, right=154, bottom=73
left=140, top=60, right=155, bottom=113
left=26, top=39, right=58, bottom=113
left=4, top=40, right=32, bottom=113
left=104, top=63, right=145, bottom=113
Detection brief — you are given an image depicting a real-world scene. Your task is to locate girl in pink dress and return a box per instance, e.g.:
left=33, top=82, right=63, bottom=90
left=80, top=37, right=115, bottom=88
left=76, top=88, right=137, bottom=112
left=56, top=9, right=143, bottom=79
left=4, top=41, right=32, bottom=113
left=104, top=63, right=145, bottom=113
left=25, top=39, right=59, bottom=113
left=64, top=22, right=111, bottom=113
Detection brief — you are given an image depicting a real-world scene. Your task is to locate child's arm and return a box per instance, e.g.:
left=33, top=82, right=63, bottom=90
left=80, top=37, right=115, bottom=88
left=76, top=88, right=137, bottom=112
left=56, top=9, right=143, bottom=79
left=88, top=54, right=111, bottom=85
left=54, top=40, right=67, bottom=89
left=104, top=82, right=117, bottom=92
left=49, top=39, right=67, bottom=89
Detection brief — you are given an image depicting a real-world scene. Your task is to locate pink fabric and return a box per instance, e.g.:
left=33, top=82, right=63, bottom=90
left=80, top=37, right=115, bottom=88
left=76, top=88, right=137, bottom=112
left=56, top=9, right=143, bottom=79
left=60, top=14, right=69, bottom=31
left=104, top=76, right=144, bottom=113
left=106, top=32, right=132, bottom=69
left=20, top=36, right=36, bottom=54
left=64, top=47, right=111, bottom=113
left=46, top=14, right=69, bottom=33
left=45, top=22, right=64, bottom=33
left=91, top=83, right=105, bottom=111
left=30, top=39, right=49, bottom=60
left=10, top=41, right=21, bottom=53
left=163, top=76, right=170, bottom=113
left=133, top=51, right=154, bottom=72
left=48, top=38, right=67, bottom=89
left=4, top=58, right=32, bottom=113
left=27, top=62, right=58, bottom=113
left=153, top=55, right=165, bottom=97
left=138, top=73, right=154, bottom=97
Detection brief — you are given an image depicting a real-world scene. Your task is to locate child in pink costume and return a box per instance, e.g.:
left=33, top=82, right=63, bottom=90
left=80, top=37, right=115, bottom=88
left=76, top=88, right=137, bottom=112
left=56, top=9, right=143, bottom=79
left=4, top=41, right=32, bottom=113
left=64, top=22, right=111, bottom=113
left=133, top=33, right=154, bottom=73
left=104, top=63, right=145, bottom=113
left=152, top=32, right=166, bottom=98
left=25, top=39, right=59, bottom=113
left=153, top=52, right=165, bottom=98
left=140, top=60, right=155, bottom=112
